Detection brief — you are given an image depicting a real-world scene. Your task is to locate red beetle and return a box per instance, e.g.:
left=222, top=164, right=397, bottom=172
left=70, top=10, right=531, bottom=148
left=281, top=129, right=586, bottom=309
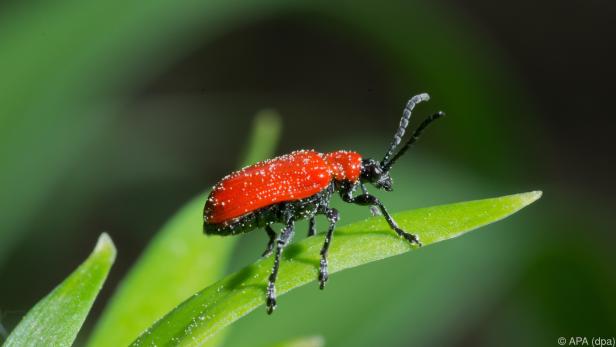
left=204, top=93, right=444, bottom=314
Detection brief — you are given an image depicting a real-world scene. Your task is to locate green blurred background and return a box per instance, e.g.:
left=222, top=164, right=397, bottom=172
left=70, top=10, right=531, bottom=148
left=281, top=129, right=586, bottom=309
left=1, top=1, right=614, bottom=346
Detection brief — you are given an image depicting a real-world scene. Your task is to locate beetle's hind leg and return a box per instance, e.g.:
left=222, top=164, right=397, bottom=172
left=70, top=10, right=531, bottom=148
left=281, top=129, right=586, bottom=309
left=266, top=218, right=295, bottom=314
left=307, top=216, right=317, bottom=237
left=261, top=225, right=277, bottom=257
left=318, top=207, right=339, bottom=289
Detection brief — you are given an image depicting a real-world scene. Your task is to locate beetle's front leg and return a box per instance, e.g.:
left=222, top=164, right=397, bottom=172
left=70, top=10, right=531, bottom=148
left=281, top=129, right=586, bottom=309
left=341, top=187, right=421, bottom=246
left=360, top=182, right=381, bottom=216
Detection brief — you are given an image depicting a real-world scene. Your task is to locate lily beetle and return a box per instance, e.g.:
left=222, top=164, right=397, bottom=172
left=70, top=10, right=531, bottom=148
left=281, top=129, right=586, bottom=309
left=204, top=93, right=444, bottom=314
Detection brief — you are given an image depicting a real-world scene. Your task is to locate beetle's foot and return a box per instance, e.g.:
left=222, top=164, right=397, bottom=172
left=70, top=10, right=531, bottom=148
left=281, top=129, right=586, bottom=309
left=266, top=282, right=277, bottom=314
left=402, top=231, right=422, bottom=246
left=266, top=297, right=276, bottom=314
left=318, top=258, right=329, bottom=290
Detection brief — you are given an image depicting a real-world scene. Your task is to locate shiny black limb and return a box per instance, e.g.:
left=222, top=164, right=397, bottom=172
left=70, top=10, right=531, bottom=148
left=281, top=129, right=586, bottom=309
left=307, top=216, right=317, bottom=237
left=266, top=218, right=295, bottom=314
left=262, top=225, right=276, bottom=257
left=341, top=185, right=422, bottom=246
left=360, top=182, right=381, bottom=216
left=318, top=207, right=339, bottom=289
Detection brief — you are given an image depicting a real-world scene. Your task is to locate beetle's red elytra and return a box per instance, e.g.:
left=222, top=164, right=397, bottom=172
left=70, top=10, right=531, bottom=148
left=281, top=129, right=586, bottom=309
left=205, top=150, right=362, bottom=224
left=203, top=93, right=444, bottom=314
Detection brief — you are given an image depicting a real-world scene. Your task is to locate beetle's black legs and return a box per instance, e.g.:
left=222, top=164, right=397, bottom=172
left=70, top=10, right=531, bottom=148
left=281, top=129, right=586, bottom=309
left=307, top=216, right=317, bottom=237
left=342, top=191, right=421, bottom=246
left=262, top=225, right=277, bottom=257
left=318, top=207, right=339, bottom=289
left=266, top=219, right=295, bottom=314
left=360, top=182, right=381, bottom=216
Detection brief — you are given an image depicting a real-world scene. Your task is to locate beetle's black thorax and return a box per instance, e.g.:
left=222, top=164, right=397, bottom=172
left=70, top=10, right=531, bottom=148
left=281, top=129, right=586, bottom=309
left=360, top=158, right=393, bottom=191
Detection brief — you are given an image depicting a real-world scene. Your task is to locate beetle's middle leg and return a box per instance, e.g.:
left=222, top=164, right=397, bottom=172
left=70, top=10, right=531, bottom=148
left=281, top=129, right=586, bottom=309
left=261, top=225, right=276, bottom=257
left=266, top=218, right=295, bottom=314
left=318, top=207, right=339, bottom=289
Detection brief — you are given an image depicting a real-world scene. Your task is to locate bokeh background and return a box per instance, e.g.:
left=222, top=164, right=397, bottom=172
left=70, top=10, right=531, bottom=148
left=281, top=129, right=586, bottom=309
left=1, top=1, right=614, bottom=346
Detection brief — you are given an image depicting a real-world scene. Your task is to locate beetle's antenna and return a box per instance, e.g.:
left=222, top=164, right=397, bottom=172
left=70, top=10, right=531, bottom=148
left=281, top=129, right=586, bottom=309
left=381, top=93, right=430, bottom=167
left=382, top=111, right=445, bottom=172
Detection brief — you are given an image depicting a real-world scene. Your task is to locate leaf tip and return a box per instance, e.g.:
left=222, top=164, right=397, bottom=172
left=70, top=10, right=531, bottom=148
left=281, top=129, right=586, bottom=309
left=254, top=108, right=282, bottom=128
left=521, top=190, right=543, bottom=206
left=252, top=108, right=283, bottom=145
left=94, top=232, right=117, bottom=262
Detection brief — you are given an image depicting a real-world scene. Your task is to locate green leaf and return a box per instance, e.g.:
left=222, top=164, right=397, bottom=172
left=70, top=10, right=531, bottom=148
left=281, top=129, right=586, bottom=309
left=266, top=336, right=325, bottom=347
left=0, top=321, right=7, bottom=344
left=131, top=191, right=542, bottom=346
left=4, top=233, right=116, bottom=347
left=87, top=111, right=281, bottom=347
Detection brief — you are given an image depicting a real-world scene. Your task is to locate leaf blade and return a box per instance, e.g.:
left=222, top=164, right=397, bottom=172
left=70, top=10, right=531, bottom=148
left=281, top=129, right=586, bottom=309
left=4, top=233, right=116, bottom=347
left=131, top=191, right=541, bottom=346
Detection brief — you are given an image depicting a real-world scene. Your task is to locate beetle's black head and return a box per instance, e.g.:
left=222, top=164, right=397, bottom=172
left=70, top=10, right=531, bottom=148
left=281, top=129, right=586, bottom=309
left=361, top=158, right=393, bottom=191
